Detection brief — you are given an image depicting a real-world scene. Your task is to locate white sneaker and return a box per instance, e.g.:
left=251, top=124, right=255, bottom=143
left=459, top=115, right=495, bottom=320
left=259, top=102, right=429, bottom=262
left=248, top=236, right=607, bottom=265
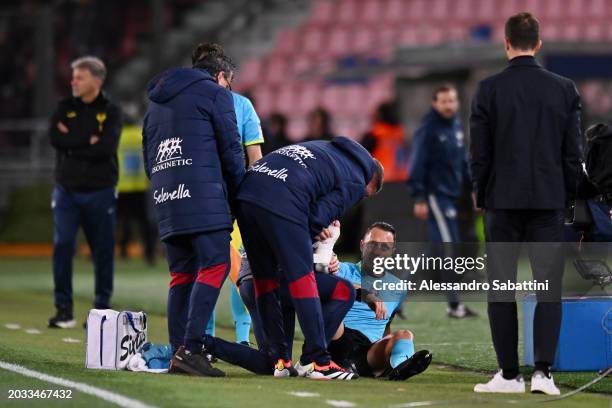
left=531, top=371, right=560, bottom=395
left=273, top=359, right=299, bottom=377
left=447, top=304, right=478, bottom=319
left=474, top=370, right=525, bottom=393
left=294, top=361, right=356, bottom=380
left=294, top=361, right=308, bottom=377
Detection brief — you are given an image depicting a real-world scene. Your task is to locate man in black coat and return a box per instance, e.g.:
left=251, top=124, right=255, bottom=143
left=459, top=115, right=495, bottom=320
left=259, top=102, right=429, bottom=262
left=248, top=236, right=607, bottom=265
left=48, top=56, right=122, bottom=329
left=470, top=13, right=582, bottom=395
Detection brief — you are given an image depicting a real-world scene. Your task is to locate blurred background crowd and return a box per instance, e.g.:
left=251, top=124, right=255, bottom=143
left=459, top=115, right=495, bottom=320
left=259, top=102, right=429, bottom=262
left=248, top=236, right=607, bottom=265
left=1, top=0, right=611, bottom=258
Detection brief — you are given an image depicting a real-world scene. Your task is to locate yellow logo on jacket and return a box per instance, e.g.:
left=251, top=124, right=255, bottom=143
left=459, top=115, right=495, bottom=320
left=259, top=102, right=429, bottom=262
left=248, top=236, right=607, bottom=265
left=96, top=112, right=107, bottom=132
left=66, top=111, right=77, bottom=118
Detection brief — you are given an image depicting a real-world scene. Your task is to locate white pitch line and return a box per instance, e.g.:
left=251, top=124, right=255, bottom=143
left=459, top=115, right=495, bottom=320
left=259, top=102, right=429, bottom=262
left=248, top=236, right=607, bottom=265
left=4, top=323, right=21, bottom=330
left=62, top=337, right=82, bottom=343
left=288, top=391, right=320, bottom=397
left=25, top=328, right=42, bottom=334
left=326, top=400, right=356, bottom=407
left=0, top=360, right=157, bottom=408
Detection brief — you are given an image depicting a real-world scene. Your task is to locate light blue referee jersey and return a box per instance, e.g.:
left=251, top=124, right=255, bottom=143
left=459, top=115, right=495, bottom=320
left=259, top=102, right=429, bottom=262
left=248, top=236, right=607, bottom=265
left=335, top=262, right=407, bottom=343
left=232, top=92, right=264, bottom=146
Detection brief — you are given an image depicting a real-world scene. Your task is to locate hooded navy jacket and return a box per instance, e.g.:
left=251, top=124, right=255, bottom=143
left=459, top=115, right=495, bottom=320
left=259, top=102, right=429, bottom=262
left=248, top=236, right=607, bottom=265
left=407, top=109, right=469, bottom=200
left=237, top=136, right=376, bottom=238
left=142, top=67, right=245, bottom=240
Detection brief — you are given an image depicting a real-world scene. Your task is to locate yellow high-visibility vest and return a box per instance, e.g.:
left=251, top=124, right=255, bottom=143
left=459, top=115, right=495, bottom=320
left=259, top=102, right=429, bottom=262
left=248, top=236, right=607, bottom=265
left=117, top=125, right=149, bottom=193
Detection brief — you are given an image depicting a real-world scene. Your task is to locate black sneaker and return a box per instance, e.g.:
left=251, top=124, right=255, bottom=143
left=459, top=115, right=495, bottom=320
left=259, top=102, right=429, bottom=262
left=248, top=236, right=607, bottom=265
left=48, top=307, right=76, bottom=329
left=387, top=350, right=432, bottom=381
left=170, top=346, right=225, bottom=377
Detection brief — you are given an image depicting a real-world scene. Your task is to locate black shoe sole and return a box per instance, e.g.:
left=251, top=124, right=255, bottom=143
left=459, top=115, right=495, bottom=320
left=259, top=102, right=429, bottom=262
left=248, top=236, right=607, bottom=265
left=388, top=350, right=432, bottom=381
left=171, top=357, right=225, bottom=377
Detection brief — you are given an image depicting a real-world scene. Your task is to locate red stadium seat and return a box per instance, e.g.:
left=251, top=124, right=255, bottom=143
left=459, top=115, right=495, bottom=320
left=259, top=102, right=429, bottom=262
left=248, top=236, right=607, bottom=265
left=588, top=0, right=606, bottom=17
left=543, top=0, right=563, bottom=19
left=328, top=27, right=351, bottom=56
left=385, top=0, right=406, bottom=23
left=561, top=23, right=581, bottom=42
left=430, top=0, right=450, bottom=20
left=275, top=29, right=299, bottom=55
left=475, top=0, right=495, bottom=20
left=447, top=24, right=469, bottom=43
left=309, top=0, right=336, bottom=26
left=252, top=86, right=275, bottom=117
left=541, top=23, right=561, bottom=41
left=360, top=0, right=383, bottom=24
left=235, top=58, right=262, bottom=89
left=296, top=83, right=323, bottom=115
left=337, top=0, right=358, bottom=24
left=405, top=0, right=426, bottom=22
left=584, top=23, right=604, bottom=41
left=454, top=0, right=475, bottom=22
left=302, top=27, right=326, bottom=54
left=275, top=84, right=299, bottom=114
left=398, top=26, right=419, bottom=46
left=264, top=56, right=289, bottom=85
left=353, top=27, right=376, bottom=53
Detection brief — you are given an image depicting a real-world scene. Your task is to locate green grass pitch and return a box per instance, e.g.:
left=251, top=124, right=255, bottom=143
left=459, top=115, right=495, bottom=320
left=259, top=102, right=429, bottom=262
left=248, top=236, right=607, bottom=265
left=0, top=257, right=610, bottom=407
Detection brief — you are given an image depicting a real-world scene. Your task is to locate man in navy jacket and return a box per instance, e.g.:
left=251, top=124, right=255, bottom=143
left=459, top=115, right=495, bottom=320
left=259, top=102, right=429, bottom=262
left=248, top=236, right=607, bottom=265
left=142, top=46, right=245, bottom=376
left=408, top=85, right=476, bottom=319
left=236, top=136, right=384, bottom=380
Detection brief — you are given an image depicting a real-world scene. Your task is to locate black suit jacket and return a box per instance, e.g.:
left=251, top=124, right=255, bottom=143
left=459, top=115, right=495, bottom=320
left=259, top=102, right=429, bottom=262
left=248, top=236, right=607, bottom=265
left=469, top=55, right=582, bottom=210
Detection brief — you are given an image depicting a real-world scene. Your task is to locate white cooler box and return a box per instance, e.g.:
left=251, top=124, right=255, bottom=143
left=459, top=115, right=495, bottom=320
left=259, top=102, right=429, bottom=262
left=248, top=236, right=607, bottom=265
left=86, top=309, right=148, bottom=370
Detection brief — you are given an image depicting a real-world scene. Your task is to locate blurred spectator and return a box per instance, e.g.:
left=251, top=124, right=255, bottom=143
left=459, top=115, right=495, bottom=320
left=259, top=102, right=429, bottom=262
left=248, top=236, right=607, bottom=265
left=116, top=104, right=156, bottom=265
left=361, top=101, right=408, bottom=182
left=263, top=112, right=291, bottom=154
left=48, top=56, right=122, bottom=328
left=407, top=84, right=476, bottom=319
left=303, top=107, right=335, bottom=142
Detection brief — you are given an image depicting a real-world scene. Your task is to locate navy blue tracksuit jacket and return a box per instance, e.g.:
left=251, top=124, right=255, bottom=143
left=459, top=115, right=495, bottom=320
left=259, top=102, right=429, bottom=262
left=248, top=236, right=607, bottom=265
left=142, top=67, right=245, bottom=240
left=237, top=136, right=376, bottom=238
left=408, top=109, right=468, bottom=201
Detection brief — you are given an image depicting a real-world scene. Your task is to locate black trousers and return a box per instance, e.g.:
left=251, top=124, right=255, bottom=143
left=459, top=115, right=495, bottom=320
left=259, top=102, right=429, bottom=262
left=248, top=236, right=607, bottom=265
left=117, top=192, right=156, bottom=263
left=484, top=209, right=565, bottom=370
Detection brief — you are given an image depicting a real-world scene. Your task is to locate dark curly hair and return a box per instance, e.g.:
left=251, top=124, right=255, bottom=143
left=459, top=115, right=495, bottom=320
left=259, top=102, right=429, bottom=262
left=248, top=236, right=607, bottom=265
left=191, top=42, right=235, bottom=79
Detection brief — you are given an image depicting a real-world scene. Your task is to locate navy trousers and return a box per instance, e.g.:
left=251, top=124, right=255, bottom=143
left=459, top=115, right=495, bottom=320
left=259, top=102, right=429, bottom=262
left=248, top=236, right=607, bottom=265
left=52, top=185, right=116, bottom=310
left=237, top=201, right=330, bottom=365
left=205, top=271, right=354, bottom=374
left=240, top=271, right=355, bottom=356
left=427, top=193, right=461, bottom=306
left=164, top=230, right=230, bottom=353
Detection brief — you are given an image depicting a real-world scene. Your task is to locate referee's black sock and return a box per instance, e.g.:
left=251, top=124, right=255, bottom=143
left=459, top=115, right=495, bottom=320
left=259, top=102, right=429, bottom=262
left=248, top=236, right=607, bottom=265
left=502, top=368, right=520, bottom=380
left=328, top=331, right=351, bottom=368
left=534, top=361, right=551, bottom=378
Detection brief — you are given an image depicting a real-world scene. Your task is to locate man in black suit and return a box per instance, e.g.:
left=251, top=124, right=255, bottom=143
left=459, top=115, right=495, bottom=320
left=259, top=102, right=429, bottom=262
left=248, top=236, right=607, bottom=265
left=470, top=12, right=582, bottom=395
